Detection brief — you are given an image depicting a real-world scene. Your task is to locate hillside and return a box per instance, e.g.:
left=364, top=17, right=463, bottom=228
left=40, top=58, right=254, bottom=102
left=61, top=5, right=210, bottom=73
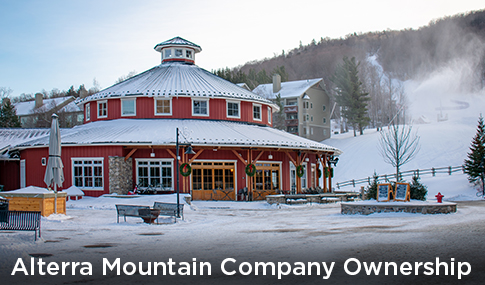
left=324, top=65, right=485, bottom=200
left=218, top=10, right=485, bottom=93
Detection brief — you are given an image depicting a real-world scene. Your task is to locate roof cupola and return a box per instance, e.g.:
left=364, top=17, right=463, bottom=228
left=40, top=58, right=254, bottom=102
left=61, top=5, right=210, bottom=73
left=154, top=36, right=202, bottom=65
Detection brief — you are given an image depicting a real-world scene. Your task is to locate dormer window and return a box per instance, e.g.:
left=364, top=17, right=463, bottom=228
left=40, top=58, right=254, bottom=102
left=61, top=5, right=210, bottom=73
left=192, top=99, right=209, bottom=116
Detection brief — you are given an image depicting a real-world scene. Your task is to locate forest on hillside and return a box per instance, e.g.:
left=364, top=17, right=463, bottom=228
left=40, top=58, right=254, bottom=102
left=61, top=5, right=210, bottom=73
left=215, top=9, right=485, bottom=130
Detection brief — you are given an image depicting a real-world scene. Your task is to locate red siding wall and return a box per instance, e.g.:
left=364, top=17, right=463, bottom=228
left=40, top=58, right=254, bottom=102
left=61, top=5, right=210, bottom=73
left=83, top=96, right=273, bottom=127
left=0, top=160, right=20, bottom=191
left=20, top=145, right=125, bottom=197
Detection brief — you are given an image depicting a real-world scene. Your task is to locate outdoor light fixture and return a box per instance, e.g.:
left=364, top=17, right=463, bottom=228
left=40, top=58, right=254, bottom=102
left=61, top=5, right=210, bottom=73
left=175, top=127, right=195, bottom=218
left=268, top=154, right=273, bottom=160
left=328, top=156, right=339, bottom=166
left=150, top=148, right=155, bottom=157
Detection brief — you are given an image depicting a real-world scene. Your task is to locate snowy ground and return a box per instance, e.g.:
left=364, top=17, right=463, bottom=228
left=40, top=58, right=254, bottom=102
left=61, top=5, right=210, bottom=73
left=1, top=194, right=485, bottom=284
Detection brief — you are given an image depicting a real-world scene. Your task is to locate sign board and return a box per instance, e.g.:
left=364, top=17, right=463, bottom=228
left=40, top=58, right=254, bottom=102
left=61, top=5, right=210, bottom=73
left=376, top=183, right=392, bottom=202
left=394, top=182, right=410, bottom=201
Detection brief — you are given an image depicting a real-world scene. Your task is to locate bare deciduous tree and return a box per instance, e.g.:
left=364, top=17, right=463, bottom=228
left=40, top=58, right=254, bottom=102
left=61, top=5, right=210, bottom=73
left=378, top=123, right=420, bottom=181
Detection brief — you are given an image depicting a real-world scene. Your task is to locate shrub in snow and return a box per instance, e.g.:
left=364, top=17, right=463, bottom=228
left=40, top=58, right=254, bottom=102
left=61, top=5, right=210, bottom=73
left=409, top=175, right=427, bottom=201
left=365, top=172, right=379, bottom=200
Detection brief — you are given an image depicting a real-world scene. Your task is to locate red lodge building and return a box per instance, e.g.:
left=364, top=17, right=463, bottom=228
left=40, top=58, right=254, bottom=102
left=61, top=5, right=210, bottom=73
left=2, top=37, right=342, bottom=200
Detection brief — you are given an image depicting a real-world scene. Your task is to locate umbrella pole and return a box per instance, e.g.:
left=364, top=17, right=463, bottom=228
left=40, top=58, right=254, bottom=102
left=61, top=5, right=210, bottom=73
left=54, top=184, right=57, bottom=214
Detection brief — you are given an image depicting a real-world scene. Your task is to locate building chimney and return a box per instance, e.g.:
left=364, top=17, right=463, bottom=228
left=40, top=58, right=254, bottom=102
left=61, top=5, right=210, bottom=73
left=273, top=74, right=281, bottom=93
left=35, top=93, right=44, bottom=108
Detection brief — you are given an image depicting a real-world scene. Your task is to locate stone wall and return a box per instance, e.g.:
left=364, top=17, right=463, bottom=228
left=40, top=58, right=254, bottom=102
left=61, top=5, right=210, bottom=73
left=341, top=202, right=457, bottom=215
left=109, top=156, right=133, bottom=195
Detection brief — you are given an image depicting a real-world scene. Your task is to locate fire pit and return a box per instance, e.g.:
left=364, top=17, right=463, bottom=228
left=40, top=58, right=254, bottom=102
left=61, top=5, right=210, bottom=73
left=138, top=208, right=161, bottom=224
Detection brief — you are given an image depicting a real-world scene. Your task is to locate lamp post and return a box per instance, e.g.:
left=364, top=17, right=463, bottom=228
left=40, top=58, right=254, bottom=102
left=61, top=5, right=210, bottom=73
left=175, top=127, right=195, bottom=218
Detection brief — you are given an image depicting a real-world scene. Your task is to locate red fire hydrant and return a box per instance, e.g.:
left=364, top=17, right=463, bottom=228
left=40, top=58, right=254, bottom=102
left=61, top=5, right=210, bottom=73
left=435, top=192, right=444, bottom=203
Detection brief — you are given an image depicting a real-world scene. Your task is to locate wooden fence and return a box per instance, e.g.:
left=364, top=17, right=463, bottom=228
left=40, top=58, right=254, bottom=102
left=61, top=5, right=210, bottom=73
left=336, top=165, right=464, bottom=189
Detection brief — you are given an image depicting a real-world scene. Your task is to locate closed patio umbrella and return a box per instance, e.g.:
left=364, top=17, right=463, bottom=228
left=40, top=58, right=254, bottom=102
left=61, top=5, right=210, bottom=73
left=44, top=114, right=64, bottom=214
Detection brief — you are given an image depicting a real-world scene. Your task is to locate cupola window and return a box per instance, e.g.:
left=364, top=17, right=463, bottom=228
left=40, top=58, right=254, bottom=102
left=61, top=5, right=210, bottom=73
left=186, top=50, right=192, bottom=58
left=175, top=49, right=183, bottom=57
left=165, top=49, right=172, bottom=58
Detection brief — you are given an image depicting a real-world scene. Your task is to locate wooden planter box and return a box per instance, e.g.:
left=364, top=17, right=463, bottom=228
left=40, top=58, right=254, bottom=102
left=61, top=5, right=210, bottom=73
left=0, top=192, right=67, bottom=217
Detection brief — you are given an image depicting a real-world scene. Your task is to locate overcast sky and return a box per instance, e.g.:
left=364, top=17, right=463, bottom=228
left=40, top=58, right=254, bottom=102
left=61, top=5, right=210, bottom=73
left=0, top=0, right=484, bottom=98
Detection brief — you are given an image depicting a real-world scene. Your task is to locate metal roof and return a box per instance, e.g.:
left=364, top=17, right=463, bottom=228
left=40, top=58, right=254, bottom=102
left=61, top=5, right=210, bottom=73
left=154, top=36, right=202, bottom=53
left=14, top=119, right=342, bottom=155
left=253, top=78, right=323, bottom=99
left=77, top=62, right=279, bottom=109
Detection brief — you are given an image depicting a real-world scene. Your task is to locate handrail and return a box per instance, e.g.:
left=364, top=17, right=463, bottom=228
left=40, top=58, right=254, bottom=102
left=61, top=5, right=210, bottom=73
left=336, top=165, right=464, bottom=190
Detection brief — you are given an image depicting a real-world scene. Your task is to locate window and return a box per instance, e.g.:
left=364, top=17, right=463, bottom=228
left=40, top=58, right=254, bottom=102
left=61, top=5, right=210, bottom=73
left=323, top=105, right=327, bottom=112
left=155, top=98, right=171, bottom=115
left=287, top=113, right=297, bottom=120
left=73, top=158, right=103, bottom=190
left=98, top=101, right=107, bottom=118
left=268, top=107, right=272, bottom=124
left=186, top=50, right=192, bottom=58
left=85, top=103, right=90, bottom=121
left=287, top=99, right=297, bottom=106
left=121, top=98, right=136, bottom=116
left=192, top=99, right=208, bottom=116
left=287, top=126, right=298, bottom=133
left=253, top=104, right=261, bottom=121
left=137, top=160, right=173, bottom=190
left=175, top=49, right=183, bottom=57
left=227, top=101, right=240, bottom=118
left=165, top=49, right=172, bottom=58
left=323, top=118, right=327, bottom=124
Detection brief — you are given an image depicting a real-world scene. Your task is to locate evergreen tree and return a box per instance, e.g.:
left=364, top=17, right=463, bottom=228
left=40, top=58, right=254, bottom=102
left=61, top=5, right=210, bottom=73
left=365, top=172, right=379, bottom=200
left=409, top=175, right=427, bottom=200
left=464, top=114, right=485, bottom=197
left=0, top=98, right=21, bottom=128
left=331, top=56, right=370, bottom=136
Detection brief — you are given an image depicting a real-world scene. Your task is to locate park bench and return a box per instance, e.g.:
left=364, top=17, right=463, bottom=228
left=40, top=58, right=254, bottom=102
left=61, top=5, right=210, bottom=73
left=116, top=202, right=184, bottom=224
left=115, top=204, right=150, bottom=223
left=153, top=202, right=184, bottom=221
left=0, top=210, right=41, bottom=241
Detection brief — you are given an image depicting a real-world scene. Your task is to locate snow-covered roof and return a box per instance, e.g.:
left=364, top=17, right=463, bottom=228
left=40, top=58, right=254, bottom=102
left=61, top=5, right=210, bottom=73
left=154, top=36, right=202, bottom=53
left=0, top=128, right=50, bottom=156
left=76, top=63, right=279, bottom=110
left=14, top=97, right=81, bottom=116
left=253, top=78, right=323, bottom=99
left=14, top=119, right=342, bottom=155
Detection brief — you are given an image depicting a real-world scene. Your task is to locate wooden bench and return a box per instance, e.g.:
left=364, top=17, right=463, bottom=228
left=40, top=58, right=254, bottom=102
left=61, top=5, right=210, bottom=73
left=0, top=210, right=41, bottom=241
left=115, top=205, right=150, bottom=223
left=153, top=202, right=184, bottom=221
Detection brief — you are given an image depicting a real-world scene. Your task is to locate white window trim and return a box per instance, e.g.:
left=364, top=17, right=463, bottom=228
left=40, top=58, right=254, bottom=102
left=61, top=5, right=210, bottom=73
left=192, top=98, right=210, bottom=117
left=85, top=103, right=90, bottom=121
left=71, top=157, right=104, bottom=191
left=268, top=106, right=272, bottom=124
left=253, top=103, right=262, bottom=121
left=121, top=98, right=136, bottom=117
left=226, top=100, right=241, bottom=119
left=154, top=97, right=172, bottom=116
left=97, top=100, right=108, bottom=119
left=136, top=159, right=174, bottom=190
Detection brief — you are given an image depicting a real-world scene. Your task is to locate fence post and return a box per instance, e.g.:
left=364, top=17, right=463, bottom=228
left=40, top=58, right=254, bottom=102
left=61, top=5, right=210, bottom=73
left=432, top=168, right=435, bottom=176
left=337, top=183, right=340, bottom=189
left=416, top=169, right=419, bottom=178
left=352, top=179, right=355, bottom=187
left=449, top=166, right=452, bottom=175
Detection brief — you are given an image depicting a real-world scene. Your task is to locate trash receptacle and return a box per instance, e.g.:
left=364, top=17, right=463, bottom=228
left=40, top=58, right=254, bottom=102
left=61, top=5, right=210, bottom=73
left=0, top=198, right=8, bottom=223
